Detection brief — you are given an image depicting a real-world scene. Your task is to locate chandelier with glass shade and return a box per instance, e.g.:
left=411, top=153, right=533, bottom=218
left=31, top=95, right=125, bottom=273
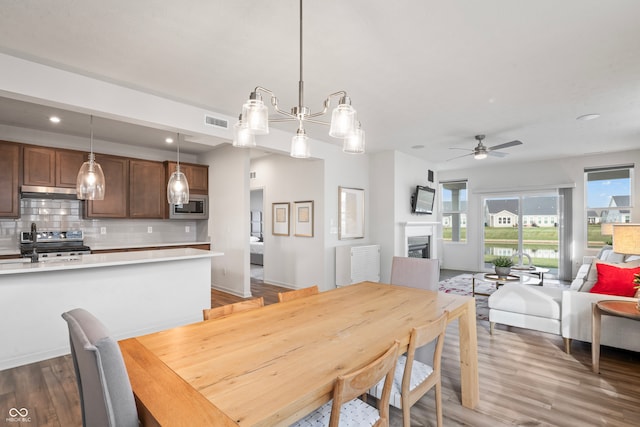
left=233, top=0, right=365, bottom=158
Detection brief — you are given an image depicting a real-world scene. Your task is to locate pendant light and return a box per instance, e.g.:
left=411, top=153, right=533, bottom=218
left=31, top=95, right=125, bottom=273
left=343, top=121, right=365, bottom=154
left=76, top=115, right=105, bottom=200
left=232, top=114, right=256, bottom=148
left=167, top=133, right=189, bottom=205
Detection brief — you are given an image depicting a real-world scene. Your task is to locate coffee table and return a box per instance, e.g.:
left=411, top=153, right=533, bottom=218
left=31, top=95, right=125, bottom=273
left=511, top=265, right=550, bottom=284
left=472, top=272, right=542, bottom=297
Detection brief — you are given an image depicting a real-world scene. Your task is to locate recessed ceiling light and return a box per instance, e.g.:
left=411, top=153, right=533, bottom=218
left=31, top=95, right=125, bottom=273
left=49, top=116, right=61, bottom=123
left=165, top=137, right=174, bottom=144
left=411, top=145, right=425, bottom=149
left=576, top=113, right=600, bottom=121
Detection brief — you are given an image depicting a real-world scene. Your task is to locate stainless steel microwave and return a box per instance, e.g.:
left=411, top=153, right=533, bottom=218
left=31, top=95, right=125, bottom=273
left=169, top=195, right=209, bottom=219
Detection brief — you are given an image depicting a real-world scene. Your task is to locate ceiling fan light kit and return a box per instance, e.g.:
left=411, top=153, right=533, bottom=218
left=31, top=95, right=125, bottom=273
left=236, top=0, right=364, bottom=159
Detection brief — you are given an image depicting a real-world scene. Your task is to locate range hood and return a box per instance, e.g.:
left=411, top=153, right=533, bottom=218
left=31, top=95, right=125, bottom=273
left=20, top=185, right=78, bottom=200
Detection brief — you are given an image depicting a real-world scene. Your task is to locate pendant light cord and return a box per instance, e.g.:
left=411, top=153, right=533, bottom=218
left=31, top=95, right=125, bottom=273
left=89, top=115, right=94, bottom=158
left=298, top=0, right=304, bottom=111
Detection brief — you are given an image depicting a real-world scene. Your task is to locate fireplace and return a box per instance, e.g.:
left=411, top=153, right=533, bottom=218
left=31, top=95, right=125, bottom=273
left=408, top=235, right=430, bottom=258
left=403, top=222, right=438, bottom=259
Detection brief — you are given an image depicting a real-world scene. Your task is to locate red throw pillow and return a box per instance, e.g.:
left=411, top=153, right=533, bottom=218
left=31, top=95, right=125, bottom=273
left=589, top=263, right=640, bottom=297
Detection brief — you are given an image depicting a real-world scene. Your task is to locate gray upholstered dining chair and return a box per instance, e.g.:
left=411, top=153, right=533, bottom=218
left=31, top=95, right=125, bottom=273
left=369, top=312, right=448, bottom=427
left=390, top=256, right=440, bottom=290
left=62, top=308, right=139, bottom=427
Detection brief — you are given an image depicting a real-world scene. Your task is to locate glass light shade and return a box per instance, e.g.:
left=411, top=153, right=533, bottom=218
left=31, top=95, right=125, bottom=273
left=329, top=103, right=356, bottom=138
left=76, top=154, right=105, bottom=200
left=474, top=152, right=487, bottom=160
left=343, top=127, right=365, bottom=154
left=290, top=131, right=310, bottom=158
left=232, top=121, right=256, bottom=147
left=612, top=224, right=640, bottom=254
left=167, top=168, right=190, bottom=205
left=242, top=99, right=269, bottom=135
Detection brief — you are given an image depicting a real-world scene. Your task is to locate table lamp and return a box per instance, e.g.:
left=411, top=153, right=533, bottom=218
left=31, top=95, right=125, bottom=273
left=612, top=224, right=640, bottom=254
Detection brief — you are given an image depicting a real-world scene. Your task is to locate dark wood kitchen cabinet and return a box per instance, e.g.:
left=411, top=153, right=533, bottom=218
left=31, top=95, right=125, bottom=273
left=129, top=159, right=165, bottom=218
left=0, top=141, right=20, bottom=218
left=165, top=161, right=208, bottom=195
left=85, top=154, right=129, bottom=218
left=23, top=145, right=86, bottom=188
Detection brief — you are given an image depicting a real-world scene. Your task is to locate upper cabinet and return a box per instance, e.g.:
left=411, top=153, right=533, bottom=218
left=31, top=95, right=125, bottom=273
left=129, top=159, right=165, bottom=219
left=84, top=154, right=129, bottom=218
left=165, top=161, right=208, bottom=195
left=0, top=141, right=20, bottom=218
left=23, top=145, right=86, bottom=188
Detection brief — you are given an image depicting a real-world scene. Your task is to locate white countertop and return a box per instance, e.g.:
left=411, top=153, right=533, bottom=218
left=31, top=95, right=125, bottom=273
left=0, top=248, right=223, bottom=275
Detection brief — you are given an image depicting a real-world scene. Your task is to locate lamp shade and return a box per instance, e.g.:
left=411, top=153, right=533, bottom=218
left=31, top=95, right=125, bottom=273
left=290, top=130, right=310, bottom=158
left=329, top=103, right=356, bottom=138
left=600, top=222, right=616, bottom=236
left=242, top=96, right=269, bottom=135
left=233, top=120, right=256, bottom=148
left=474, top=151, right=487, bottom=160
left=167, top=166, right=190, bottom=205
left=76, top=153, right=105, bottom=200
left=612, top=224, right=640, bottom=254
left=343, top=126, right=365, bottom=154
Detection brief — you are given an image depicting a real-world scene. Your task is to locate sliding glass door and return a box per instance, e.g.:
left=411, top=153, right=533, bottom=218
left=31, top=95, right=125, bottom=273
left=483, top=193, right=560, bottom=275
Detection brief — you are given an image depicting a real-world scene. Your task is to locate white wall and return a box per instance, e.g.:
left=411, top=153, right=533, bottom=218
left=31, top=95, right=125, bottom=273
left=250, top=154, right=325, bottom=290
left=369, top=150, right=438, bottom=282
left=201, top=145, right=251, bottom=297
left=437, top=149, right=640, bottom=276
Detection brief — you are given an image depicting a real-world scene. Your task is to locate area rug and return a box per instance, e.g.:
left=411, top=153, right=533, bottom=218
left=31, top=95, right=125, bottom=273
left=438, top=274, right=569, bottom=321
left=438, top=274, right=491, bottom=321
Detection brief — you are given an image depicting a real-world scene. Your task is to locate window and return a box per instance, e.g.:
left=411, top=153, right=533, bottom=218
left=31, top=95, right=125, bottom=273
left=441, top=180, right=467, bottom=242
left=585, top=165, right=634, bottom=248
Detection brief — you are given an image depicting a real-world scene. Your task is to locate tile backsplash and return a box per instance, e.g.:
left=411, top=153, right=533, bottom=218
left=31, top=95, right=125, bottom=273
left=0, top=198, right=208, bottom=254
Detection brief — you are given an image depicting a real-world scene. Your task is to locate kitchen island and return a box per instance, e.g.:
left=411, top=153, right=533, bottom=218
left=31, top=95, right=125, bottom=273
left=0, top=248, right=222, bottom=370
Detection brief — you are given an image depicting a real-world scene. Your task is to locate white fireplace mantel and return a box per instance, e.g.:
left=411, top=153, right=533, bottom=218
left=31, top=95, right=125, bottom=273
left=403, top=222, right=440, bottom=258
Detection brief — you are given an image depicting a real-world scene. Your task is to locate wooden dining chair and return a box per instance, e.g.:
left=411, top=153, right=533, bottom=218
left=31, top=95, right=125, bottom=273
left=277, top=285, right=319, bottom=303
left=390, top=256, right=440, bottom=291
left=203, top=297, right=264, bottom=320
left=290, top=341, right=400, bottom=427
left=369, top=311, right=448, bottom=427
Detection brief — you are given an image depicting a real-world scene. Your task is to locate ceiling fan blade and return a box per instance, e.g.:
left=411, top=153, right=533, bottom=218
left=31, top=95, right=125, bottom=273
left=446, top=152, right=473, bottom=161
left=488, top=150, right=508, bottom=158
left=488, top=140, right=523, bottom=151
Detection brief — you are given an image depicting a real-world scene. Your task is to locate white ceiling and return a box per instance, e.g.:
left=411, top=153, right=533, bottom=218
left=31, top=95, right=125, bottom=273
left=1, top=0, right=639, bottom=168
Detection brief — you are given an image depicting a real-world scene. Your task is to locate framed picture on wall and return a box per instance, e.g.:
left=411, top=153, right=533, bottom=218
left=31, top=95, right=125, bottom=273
left=339, top=186, right=364, bottom=239
left=294, top=200, right=314, bottom=237
left=272, top=202, right=290, bottom=236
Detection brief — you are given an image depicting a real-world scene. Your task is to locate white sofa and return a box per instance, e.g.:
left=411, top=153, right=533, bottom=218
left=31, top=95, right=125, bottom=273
left=562, top=247, right=640, bottom=353
left=489, top=246, right=640, bottom=354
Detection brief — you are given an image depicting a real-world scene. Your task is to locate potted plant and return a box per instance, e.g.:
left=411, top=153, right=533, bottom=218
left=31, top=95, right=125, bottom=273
left=492, top=256, right=514, bottom=278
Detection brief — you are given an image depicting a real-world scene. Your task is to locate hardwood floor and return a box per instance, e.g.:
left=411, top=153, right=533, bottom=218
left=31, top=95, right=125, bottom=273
left=2, top=275, right=639, bottom=426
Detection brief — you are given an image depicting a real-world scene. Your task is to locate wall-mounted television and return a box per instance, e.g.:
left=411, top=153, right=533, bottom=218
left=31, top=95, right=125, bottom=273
left=412, top=185, right=435, bottom=214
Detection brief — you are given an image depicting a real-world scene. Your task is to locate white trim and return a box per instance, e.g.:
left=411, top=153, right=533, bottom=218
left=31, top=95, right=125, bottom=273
left=474, top=182, right=576, bottom=194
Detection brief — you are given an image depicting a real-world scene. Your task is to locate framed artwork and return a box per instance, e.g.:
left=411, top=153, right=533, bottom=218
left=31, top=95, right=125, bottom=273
left=294, top=200, right=314, bottom=237
left=272, top=202, right=290, bottom=236
left=338, top=186, right=365, bottom=240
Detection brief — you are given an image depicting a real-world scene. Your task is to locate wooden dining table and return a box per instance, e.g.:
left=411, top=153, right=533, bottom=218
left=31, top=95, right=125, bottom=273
left=119, top=282, right=479, bottom=426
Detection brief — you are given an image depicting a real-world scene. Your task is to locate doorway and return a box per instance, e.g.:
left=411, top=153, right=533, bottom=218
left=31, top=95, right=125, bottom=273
left=250, top=188, right=264, bottom=280
left=483, top=193, right=561, bottom=276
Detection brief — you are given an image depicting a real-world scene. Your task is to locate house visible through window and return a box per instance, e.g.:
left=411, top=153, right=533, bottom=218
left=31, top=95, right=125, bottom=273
left=441, top=180, right=467, bottom=242
left=585, top=165, right=634, bottom=248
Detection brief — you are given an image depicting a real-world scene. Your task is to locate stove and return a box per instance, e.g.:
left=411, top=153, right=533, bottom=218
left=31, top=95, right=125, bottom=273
left=20, top=229, right=92, bottom=260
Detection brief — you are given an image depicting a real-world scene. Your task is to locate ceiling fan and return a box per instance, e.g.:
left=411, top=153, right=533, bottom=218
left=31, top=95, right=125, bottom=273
left=448, top=135, right=523, bottom=160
